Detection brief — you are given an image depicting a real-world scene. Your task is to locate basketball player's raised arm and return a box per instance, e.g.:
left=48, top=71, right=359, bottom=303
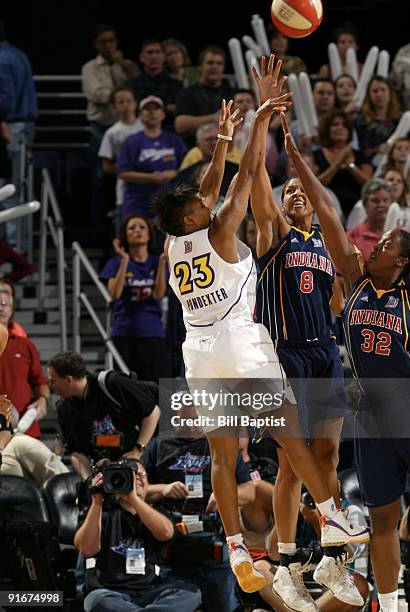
left=197, top=99, right=242, bottom=210
left=281, top=112, right=362, bottom=287
left=215, top=55, right=292, bottom=238
left=250, top=57, right=291, bottom=257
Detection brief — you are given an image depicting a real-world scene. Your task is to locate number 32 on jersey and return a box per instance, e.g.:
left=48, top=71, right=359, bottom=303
left=174, top=253, right=215, bottom=295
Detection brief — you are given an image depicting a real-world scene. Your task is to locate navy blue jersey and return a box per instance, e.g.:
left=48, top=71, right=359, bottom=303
left=342, top=274, right=410, bottom=378
left=256, top=226, right=335, bottom=345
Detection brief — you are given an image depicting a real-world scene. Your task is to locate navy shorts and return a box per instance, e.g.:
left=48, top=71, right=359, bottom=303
left=354, top=436, right=410, bottom=507
left=276, top=337, right=346, bottom=440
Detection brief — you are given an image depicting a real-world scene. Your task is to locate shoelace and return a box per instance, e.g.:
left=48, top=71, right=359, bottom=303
left=289, top=555, right=315, bottom=601
left=335, top=552, right=358, bottom=589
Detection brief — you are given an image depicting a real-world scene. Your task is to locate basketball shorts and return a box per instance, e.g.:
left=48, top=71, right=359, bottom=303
left=182, top=321, right=295, bottom=433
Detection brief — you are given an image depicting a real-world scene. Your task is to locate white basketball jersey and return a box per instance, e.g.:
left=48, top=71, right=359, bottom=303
left=168, top=227, right=256, bottom=333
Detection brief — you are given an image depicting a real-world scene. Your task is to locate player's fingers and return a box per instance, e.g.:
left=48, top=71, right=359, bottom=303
left=267, top=53, right=275, bottom=75
left=232, top=117, right=243, bottom=127
left=251, top=65, right=260, bottom=81
left=261, top=55, right=266, bottom=75
left=230, top=107, right=240, bottom=119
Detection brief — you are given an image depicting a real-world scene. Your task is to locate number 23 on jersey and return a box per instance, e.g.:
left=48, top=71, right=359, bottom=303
left=174, top=253, right=215, bottom=295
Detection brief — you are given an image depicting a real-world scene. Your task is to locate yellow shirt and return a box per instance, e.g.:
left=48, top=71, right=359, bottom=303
left=179, top=145, right=242, bottom=170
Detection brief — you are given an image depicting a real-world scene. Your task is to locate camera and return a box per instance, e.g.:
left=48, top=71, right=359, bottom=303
left=101, top=459, right=139, bottom=494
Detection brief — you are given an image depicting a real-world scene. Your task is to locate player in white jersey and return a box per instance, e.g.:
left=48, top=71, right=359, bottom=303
left=153, top=55, right=369, bottom=596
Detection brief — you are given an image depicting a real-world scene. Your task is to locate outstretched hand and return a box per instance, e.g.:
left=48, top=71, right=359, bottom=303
left=252, top=54, right=288, bottom=104
left=217, top=99, right=243, bottom=139
left=255, top=96, right=292, bottom=122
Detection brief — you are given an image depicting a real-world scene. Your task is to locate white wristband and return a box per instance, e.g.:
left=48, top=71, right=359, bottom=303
left=217, top=134, right=232, bottom=141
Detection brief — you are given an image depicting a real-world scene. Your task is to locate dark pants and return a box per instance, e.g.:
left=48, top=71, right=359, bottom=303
left=113, top=336, right=170, bottom=383
left=84, top=583, right=201, bottom=612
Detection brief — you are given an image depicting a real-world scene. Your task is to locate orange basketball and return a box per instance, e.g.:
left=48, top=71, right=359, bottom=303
left=271, top=0, right=323, bottom=38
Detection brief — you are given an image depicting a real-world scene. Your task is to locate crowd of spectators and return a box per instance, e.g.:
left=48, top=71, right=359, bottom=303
left=0, top=15, right=409, bottom=611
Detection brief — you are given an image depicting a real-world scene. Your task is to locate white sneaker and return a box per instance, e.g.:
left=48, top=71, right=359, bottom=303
left=313, top=554, right=364, bottom=606
left=321, top=509, right=370, bottom=546
left=228, top=542, right=267, bottom=593
left=272, top=563, right=318, bottom=611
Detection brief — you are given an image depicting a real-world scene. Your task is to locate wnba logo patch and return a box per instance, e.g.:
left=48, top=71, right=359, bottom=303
left=184, top=241, right=192, bottom=254
left=386, top=296, right=399, bottom=309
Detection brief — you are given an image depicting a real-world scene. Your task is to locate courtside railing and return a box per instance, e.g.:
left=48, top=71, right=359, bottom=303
left=72, top=241, right=129, bottom=373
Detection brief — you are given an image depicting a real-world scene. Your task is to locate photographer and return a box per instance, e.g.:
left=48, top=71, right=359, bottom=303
left=74, top=458, right=201, bottom=611
left=142, top=434, right=255, bottom=612
left=47, top=352, right=160, bottom=478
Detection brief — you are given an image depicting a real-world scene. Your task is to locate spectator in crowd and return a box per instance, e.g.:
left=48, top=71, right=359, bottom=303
left=335, top=73, right=360, bottom=119
left=0, top=20, right=37, bottom=249
left=99, top=215, right=169, bottom=383
left=82, top=25, right=138, bottom=229
left=179, top=122, right=242, bottom=171
left=346, top=178, right=393, bottom=261
left=0, top=402, right=69, bottom=485
left=318, top=22, right=363, bottom=81
left=132, top=39, right=183, bottom=130
left=98, top=86, right=143, bottom=231
left=347, top=166, right=410, bottom=231
left=390, top=41, right=410, bottom=111
left=47, top=351, right=160, bottom=479
left=381, top=137, right=410, bottom=181
left=232, top=89, right=280, bottom=178
left=74, top=459, right=201, bottom=612
left=163, top=37, right=197, bottom=87
left=268, top=27, right=307, bottom=75
left=0, top=289, right=48, bottom=438
left=0, top=238, right=34, bottom=281
left=174, top=45, right=232, bottom=147
left=82, top=25, right=137, bottom=144
left=118, top=95, right=186, bottom=221
left=314, top=109, right=373, bottom=216
left=354, top=75, right=402, bottom=163
left=142, top=433, right=255, bottom=611
left=0, top=277, right=27, bottom=337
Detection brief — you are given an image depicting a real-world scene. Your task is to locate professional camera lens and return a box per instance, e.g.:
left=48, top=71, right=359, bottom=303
left=103, top=463, right=135, bottom=494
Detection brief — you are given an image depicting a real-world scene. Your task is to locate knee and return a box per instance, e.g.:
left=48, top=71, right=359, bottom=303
left=370, top=508, right=400, bottom=534
left=276, top=464, right=300, bottom=489
left=314, top=443, right=339, bottom=474
left=84, top=590, right=119, bottom=612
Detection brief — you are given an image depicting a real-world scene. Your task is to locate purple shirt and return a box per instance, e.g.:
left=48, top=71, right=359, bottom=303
left=99, top=255, right=165, bottom=338
left=117, top=130, right=187, bottom=218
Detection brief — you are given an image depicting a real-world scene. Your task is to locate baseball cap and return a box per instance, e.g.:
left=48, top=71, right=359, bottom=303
left=139, top=95, right=164, bottom=111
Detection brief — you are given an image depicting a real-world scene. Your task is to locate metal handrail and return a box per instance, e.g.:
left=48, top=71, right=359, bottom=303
left=38, top=168, right=67, bottom=350
left=72, top=241, right=129, bottom=374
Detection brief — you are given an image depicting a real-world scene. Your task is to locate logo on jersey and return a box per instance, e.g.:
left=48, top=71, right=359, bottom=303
left=312, top=238, right=323, bottom=248
left=386, top=296, right=399, bottom=309
left=291, top=237, right=299, bottom=243
left=361, top=295, right=368, bottom=302
left=184, top=241, right=192, bottom=254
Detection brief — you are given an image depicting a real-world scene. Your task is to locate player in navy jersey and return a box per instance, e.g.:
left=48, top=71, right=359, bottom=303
left=251, top=127, right=358, bottom=609
left=282, top=111, right=410, bottom=612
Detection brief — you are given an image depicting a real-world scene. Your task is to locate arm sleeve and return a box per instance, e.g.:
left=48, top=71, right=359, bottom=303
left=98, top=130, right=115, bottom=160
left=235, top=454, right=252, bottom=485
left=99, top=256, right=120, bottom=281
left=26, top=339, right=47, bottom=388
left=105, top=372, right=159, bottom=423
left=141, top=439, right=159, bottom=483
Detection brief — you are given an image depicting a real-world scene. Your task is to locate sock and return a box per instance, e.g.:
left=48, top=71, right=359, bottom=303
left=226, top=533, right=244, bottom=547
left=278, top=542, right=297, bottom=567
left=316, top=497, right=338, bottom=519
left=323, top=545, right=346, bottom=559
left=378, top=590, right=398, bottom=611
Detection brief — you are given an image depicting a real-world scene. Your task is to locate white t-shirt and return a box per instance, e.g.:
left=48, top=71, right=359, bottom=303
left=98, top=119, right=144, bottom=205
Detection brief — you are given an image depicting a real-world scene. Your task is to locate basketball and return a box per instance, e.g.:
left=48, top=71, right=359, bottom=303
left=270, top=0, right=323, bottom=38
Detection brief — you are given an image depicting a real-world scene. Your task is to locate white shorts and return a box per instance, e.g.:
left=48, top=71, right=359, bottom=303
left=182, top=321, right=295, bottom=432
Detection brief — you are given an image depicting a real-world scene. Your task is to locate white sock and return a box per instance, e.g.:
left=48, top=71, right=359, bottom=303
left=378, top=590, right=398, bottom=611
left=278, top=542, right=297, bottom=555
left=316, top=497, right=338, bottom=519
left=226, top=533, right=244, bottom=547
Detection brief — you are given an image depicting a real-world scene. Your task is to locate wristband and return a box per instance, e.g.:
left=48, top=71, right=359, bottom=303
left=135, top=443, right=146, bottom=452
left=217, top=134, right=232, bottom=141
